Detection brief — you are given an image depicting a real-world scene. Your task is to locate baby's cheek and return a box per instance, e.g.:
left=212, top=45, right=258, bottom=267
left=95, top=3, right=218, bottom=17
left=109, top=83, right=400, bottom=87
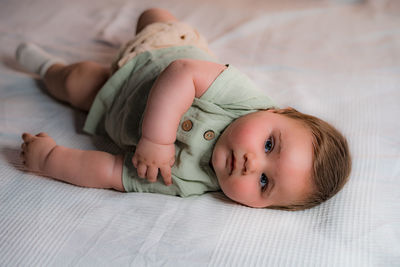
left=229, top=178, right=255, bottom=201
left=230, top=126, right=259, bottom=148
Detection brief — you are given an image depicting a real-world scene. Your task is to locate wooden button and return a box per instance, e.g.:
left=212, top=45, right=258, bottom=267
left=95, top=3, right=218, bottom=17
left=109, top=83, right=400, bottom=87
left=181, top=120, right=193, bottom=131
left=204, top=130, right=215, bottom=140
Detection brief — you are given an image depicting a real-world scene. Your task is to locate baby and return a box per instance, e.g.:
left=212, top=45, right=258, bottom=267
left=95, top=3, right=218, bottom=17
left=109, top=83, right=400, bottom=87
left=17, top=8, right=351, bottom=211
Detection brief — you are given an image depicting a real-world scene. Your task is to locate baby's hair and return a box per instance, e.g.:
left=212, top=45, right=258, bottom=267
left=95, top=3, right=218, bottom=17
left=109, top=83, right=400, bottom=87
left=267, top=108, right=352, bottom=211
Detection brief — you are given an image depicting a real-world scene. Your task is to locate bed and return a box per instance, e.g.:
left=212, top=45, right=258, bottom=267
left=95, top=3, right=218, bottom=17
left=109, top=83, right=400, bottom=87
left=1, top=0, right=399, bottom=266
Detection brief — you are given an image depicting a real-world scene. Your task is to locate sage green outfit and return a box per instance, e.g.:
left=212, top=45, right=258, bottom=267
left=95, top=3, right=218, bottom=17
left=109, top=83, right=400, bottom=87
left=84, top=45, right=276, bottom=197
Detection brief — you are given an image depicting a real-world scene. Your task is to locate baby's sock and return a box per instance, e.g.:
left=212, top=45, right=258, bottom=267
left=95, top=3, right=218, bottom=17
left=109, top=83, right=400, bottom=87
left=16, top=43, right=66, bottom=78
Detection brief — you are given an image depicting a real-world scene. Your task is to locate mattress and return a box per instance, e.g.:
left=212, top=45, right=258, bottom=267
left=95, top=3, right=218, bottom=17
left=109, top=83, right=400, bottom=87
left=1, top=0, right=399, bottom=266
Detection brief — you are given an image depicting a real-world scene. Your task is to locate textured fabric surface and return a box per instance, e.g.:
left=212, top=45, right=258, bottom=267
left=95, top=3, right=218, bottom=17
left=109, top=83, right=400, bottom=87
left=112, top=21, right=212, bottom=72
left=1, top=0, right=399, bottom=266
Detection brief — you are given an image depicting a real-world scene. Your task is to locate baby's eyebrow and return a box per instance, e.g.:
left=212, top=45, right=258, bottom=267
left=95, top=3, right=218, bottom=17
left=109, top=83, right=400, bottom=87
left=277, top=131, right=282, bottom=155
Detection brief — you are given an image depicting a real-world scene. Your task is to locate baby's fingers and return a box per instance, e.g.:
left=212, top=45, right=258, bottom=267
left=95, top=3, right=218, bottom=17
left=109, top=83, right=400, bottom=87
left=160, top=165, right=172, bottom=186
left=169, top=156, right=175, bottom=167
left=132, top=154, right=138, bottom=168
left=136, top=162, right=147, bottom=179
left=146, top=166, right=158, bottom=183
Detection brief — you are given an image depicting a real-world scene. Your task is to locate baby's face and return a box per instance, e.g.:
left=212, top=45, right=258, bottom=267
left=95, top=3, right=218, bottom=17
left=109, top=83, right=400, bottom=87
left=212, top=110, right=314, bottom=208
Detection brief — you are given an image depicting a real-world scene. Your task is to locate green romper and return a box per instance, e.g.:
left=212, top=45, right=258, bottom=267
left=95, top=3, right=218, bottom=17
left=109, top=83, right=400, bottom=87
left=84, top=45, right=276, bottom=197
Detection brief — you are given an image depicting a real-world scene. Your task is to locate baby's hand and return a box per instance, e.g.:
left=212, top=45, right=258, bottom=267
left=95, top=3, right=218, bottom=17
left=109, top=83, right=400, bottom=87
left=132, top=137, right=175, bottom=185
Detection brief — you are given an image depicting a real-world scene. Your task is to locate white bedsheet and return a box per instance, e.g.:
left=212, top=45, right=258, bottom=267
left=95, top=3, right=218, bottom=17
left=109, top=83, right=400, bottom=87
left=1, top=0, right=399, bottom=266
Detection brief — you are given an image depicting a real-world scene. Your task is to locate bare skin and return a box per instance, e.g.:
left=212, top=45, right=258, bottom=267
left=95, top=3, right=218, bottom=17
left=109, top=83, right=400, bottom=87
left=21, top=132, right=124, bottom=191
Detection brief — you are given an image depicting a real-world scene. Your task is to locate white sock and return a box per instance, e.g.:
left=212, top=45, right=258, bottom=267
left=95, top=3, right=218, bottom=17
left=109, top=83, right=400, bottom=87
left=16, top=43, right=66, bottom=78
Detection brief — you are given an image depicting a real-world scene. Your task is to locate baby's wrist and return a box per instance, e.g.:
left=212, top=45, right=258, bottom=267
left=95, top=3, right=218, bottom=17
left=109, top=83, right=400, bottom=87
left=140, top=135, right=174, bottom=146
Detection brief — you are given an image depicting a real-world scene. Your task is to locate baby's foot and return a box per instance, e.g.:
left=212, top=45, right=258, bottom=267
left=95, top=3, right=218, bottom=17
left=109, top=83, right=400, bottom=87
left=16, top=43, right=65, bottom=77
left=20, top=132, right=57, bottom=174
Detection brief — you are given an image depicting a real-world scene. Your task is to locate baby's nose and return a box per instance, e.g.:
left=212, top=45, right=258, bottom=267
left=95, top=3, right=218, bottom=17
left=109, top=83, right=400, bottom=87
left=243, top=152, right=259, bottom=175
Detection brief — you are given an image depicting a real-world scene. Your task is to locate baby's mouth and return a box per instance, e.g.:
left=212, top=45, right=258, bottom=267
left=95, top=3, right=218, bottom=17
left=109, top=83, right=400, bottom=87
left=229, top=151, right=235, bottom=176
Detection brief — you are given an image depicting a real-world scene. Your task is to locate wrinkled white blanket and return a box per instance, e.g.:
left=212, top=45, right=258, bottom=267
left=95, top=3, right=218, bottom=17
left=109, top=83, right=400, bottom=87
left=1, top=0, right=399, bottom=266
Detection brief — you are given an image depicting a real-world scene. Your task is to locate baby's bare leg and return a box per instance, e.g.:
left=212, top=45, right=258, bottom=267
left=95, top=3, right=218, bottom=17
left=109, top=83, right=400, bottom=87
left=43, top=62, right=110, bottom=111
left=136, top=8, right=178, bottom=34
left=20, top=132, right=124, bottom=191
left=41, top=8, right=178, bottom=110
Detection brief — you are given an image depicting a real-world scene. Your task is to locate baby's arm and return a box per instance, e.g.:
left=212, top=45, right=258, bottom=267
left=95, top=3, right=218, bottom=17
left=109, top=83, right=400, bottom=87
left=133, top=59, right=226, bottom=185
left=21, top=132, right=124, bottom=191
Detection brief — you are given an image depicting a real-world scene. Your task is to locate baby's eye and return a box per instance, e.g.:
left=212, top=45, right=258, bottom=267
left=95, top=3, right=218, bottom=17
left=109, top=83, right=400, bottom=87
left=260, top=173, right=269, bottom=191
left=264, top=137, right=274, bottom=153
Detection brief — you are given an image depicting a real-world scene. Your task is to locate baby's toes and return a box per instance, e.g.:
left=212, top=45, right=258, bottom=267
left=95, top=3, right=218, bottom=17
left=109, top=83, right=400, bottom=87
left=22, top=132, right=34, bottom=142
left=19, top=144, right=26, bottom=164
left=19, top=148, right=25, bottom=160
left=36, top=132, right=48, bottom=137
